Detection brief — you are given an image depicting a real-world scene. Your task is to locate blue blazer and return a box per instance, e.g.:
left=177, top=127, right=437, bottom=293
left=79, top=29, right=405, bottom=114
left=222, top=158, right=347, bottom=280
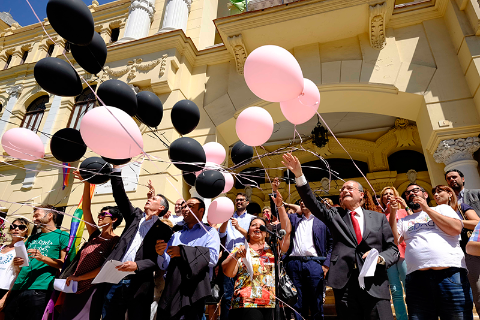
left=286, top=214, right=333, bottom=268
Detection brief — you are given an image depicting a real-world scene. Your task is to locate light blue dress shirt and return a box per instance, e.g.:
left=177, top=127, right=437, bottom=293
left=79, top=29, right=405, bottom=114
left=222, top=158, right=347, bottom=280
left=157, top=223, right=220, bottom=271
left=218, top=211, right=255, bottom=252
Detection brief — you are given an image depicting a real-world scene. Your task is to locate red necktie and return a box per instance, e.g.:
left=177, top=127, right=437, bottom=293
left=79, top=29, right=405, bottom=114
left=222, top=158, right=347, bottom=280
left=350, top=211, right=362, bottom=244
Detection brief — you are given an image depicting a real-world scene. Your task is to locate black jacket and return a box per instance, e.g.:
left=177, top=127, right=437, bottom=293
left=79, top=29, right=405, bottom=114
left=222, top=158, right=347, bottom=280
left=297, top=182, right=399, bottom=299
left=158, top=246, right=211, bottom=318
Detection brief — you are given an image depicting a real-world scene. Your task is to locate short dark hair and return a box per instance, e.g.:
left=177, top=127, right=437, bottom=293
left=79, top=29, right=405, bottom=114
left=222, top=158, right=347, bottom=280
left=445, top=169, right=464, bottom=181
left=191, top=197, right=206, bottom=213
left=156, top=194, right=169, bottom=217
left=100, top=206, right=123, bottom=229
left=236, top=192, right=247, bottom=199
left=246, top=217, right=268, bottom=242
left=404, top=183, right=429, bottom=202
left=35, top=205, right=56, bottom=223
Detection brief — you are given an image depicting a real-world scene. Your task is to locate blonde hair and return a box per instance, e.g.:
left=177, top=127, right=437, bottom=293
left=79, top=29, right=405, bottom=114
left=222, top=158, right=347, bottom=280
left=380, top=186, right=403, bottom=209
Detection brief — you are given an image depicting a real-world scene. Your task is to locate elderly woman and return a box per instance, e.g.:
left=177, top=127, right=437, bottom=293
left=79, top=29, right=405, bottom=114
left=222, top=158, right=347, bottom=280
left=58, top=171, right=124, bottom=320
left=222, top=217, right=275, bottom=320
left=381, top=186, right=409, bottom=320
left=0, top=217, right=30, bottom=317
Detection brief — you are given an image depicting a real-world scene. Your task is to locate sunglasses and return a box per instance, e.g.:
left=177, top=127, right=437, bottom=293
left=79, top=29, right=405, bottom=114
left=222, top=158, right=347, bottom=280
left=98, top=212, right=113, bottom=219
left=10, top=224, right=27, bottom=231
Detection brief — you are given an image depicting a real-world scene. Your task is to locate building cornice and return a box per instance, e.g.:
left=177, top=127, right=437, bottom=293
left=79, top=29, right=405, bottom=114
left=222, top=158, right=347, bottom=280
left=425, top=124, right=480, bottom=155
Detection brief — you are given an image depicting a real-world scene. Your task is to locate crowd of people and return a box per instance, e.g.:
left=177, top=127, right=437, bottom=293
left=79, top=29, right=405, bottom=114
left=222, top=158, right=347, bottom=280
left=0, top=154, right=480, bottom=320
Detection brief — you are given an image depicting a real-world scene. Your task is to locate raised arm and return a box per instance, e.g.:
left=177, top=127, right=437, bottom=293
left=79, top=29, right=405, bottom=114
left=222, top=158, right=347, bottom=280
left=389, top=199, right=403, bottom=245
left=110, top=166, right=135, bottom=225
left=282, top=153, right=331, bottom=224
left=271, top=189, right=291, bottom=235
left=73, top=171, right=96, bottom=236
left=222, top=246, right=244, bottom=278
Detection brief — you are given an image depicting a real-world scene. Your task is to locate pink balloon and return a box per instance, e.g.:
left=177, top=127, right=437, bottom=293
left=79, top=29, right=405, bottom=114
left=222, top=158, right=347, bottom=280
left=244, top=45, right=304, bottom=102
left=80, top=106, right=143, bottom=159
left=208, top=197, right=234, bottom=224
left=222, top=172, right=234, bottom=193
left=236, top=107, right=274, bottom=146
left=203, top=142, right=226, bottom=165
left=280, top=79, right=320, bottom=125
left=1, top=128, right=44, bottom=161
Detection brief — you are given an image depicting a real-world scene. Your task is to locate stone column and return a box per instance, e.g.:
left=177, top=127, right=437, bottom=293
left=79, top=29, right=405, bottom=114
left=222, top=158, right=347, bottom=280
left=118, top=0, right=156, bottom=43
left=189, top=186, right=212, bottom=223
left=40, top=95, right=62, bottom=146
left=157, top=0, right=192, bottom=34
left=433, top=137, right=480, bottom=189
left=0, top=84, right=23, bottom=137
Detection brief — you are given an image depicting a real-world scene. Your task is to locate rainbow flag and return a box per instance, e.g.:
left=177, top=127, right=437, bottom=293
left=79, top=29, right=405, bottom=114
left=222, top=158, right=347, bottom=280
left=66, top=184, right=96, bottom=264
left=62, top=163, right=71, bottom=190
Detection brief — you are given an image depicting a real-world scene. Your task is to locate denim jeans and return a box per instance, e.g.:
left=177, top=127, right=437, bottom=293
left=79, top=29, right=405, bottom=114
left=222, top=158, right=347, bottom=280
left=386, top=258, right=408, bottom=320
left=405, top=267, right=473, bottom=320
left=221, top=275, right=235, bottom=320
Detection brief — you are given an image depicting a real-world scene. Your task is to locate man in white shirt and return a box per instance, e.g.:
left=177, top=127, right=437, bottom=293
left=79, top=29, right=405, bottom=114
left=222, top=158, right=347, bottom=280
left=168, top=198, right=185, bottom=230
left=274, top=177, right=333, bottom=320
left=389, top=183, right=473, bottom=319
left=218, top=192, right=255, bottom=320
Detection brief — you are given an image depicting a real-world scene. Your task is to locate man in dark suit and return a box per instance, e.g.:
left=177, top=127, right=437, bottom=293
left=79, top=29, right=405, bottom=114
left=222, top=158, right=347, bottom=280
left=101, top=167, right=172, bottom=320
left=272, top=178, right=333, bottom=320
left=282, top=153, right=399, bottom=319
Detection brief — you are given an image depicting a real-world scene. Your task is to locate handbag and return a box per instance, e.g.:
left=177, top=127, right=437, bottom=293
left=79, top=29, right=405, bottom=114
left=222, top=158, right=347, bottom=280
left=278, top=262, right=297, bottom=305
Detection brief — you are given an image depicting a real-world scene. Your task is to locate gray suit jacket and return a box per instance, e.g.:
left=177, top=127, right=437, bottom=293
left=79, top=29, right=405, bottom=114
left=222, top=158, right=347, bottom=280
left=296, top=182, right=399, bottom=300
left=463, top=189, right=480, bottom=217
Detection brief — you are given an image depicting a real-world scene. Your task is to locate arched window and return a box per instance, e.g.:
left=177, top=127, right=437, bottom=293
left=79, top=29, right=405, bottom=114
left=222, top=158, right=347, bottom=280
left=21, top=96, right=48, bottom=132
left=388, top=150, right=428, bottom=173
left=67, top=86, right=97, bottom=130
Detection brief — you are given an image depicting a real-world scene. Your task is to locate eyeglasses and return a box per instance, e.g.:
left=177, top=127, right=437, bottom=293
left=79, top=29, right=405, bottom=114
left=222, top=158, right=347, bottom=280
left=405, top=188, right=422, bottom=196
left=10, top=224, right=27, bottom=231
left=235, top=199, right=247, bottom=202
left=339, top=186, right=360, bottom=193
left=98, top=212, right=113, bottom=219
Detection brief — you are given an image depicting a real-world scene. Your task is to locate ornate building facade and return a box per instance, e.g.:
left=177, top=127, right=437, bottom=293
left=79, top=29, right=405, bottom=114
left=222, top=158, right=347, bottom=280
left=1, top=0, right=480, bottom=224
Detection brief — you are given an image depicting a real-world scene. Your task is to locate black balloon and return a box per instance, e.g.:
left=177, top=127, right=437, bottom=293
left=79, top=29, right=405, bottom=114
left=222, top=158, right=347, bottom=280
left=47, top=0, right=94, bottom=46
left=231, top=141, right=254, bottom=165
left=171, top=100, right=200, bottom=135
left=168, top=137, right=206, bottom=172
left=79, top=157, right=112, bottom=185
left=50, top=128, right=86, bottom=163
left=71, top=32, right=107, bottom=74
left=34, top=57, right=83, bottom=97
left=101, top=157, right=131, bottom=165
left=136, top=91, right=163, bottom=127
left=183, top=171, right=197, bottom=186
left=195, top=170, right=225, bottom=199
left=97, top=80, right=138, bottom=116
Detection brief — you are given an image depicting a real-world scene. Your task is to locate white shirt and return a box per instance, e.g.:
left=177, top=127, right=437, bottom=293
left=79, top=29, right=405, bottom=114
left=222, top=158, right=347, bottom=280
left=290, top=214, right=317, bottom=257
left=122, top=214, right=159, bottom=262
left=168, top=213, right=184, bottom=226
left=397, top=204, right=465, bottom=274
left=351, top=206, right=364, bottom=236
left=0, top=247, right=16, bottom=290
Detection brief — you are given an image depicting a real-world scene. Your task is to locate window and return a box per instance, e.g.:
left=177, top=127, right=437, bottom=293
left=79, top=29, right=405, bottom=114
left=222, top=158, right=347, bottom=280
left=110, top=28, right=120, bottom=43
left=67, top=86, right=97, bottom=130
left=3, top=54, right=12, bottom=70
left=21, top=96, right=49, bottom=133
left=46, top=44, right=55, bottom=57
left=20, top=50, right=29, bottom=65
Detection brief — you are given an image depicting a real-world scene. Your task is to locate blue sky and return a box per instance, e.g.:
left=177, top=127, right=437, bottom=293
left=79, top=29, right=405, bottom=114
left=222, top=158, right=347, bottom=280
left=0, top=0, right=116, bottom=27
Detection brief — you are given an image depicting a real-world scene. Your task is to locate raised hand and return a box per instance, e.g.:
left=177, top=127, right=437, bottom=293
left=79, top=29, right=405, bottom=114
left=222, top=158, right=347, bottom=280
left=271, top=192, right=283, bottom=208
left=147, top=180, right=155, bottom=199
left=272, top=177, right=280, bottom=193
left=282, top=153, right=303, bottom=177
left=73, top=170, right=86, bottom=183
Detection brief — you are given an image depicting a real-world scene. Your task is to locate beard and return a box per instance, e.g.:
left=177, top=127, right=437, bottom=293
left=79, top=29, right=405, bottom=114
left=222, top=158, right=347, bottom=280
left=407, top=200, right=421, bottom=210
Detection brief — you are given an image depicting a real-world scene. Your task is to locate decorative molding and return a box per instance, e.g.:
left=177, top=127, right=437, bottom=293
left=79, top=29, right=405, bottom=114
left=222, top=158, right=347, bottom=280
left=406, top=169, right=417, bottom=183
left=109, top=19, right=126, bottom=29
left=227, top=34, right=247, bottom=75
left=6, top=84, right=23, bottom=98
left=433, top=137, right=480, bottom=165
left=21, top=163, right=40, bottom=190
left=103, top=55, right=167, bottom=81
left=393, top=118, right=415, bottom=147
left=21, top=43, right=33, bottom=52
left=129, top=0, right=156, bottom=22
left=369, top=2, right=387, bottom=50
left=425, top=124, right=480, bottom=155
